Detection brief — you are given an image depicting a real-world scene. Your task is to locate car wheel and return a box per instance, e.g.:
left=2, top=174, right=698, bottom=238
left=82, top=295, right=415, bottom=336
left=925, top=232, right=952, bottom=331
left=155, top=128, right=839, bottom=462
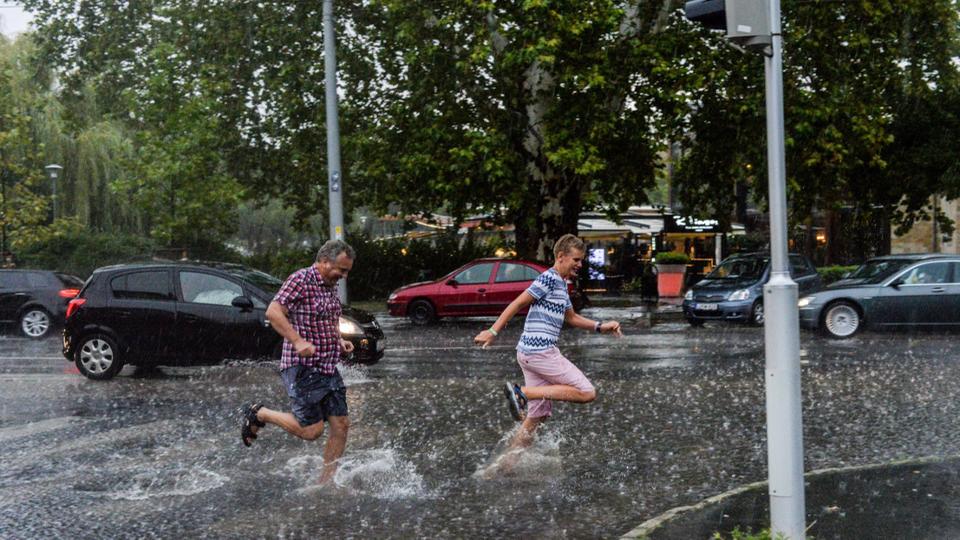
left=821, top=301, right=861, bottom=339
left=20, top=308, right=52, bottom=339
left=687, top=318, right=704, bottom=327
left=408, top=299, right=436, bottom=325
left=75, top=334, right=124, bottom=380
left=749, top=301, right=764, bottom=326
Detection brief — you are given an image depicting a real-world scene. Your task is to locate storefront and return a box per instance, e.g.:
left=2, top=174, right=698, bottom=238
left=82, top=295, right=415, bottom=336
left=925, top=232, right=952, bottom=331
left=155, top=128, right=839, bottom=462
left=658, top=215, right=726, bottom=283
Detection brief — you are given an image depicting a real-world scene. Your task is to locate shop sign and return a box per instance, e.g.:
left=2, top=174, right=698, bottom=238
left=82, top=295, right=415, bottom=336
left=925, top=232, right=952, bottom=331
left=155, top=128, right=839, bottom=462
left=665, top=215, right=721, bottom=233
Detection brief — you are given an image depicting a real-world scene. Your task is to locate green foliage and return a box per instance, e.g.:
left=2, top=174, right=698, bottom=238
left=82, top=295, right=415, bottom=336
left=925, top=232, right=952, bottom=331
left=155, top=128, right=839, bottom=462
left=728, top=232, right=768, bottom=253
left=16, top=228, right=156, bottom=278
left=655, top=251, right=691, bottom=265
left=817, top=265, right=859, bottom=285
left=245, top=231, right=500, bottom=301
left=712, top=526, right=781, bottom=540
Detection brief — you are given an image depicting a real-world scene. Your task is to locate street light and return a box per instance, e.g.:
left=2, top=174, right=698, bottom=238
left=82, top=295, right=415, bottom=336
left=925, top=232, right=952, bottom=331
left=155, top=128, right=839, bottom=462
left=44, top=164, right=63, bottom=221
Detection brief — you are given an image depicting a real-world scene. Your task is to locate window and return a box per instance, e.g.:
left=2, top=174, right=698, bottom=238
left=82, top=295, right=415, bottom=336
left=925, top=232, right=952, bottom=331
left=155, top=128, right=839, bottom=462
left=180, top=271, right=243, bottom=306
left=900, top=262, right=951, bottom=285
left=111, top=271, right=174, bottom=300
left=454, top=263, right=494, bottom=285
left=0, top=272, right=29, bottom=289
left=495, top=263, right=540, bottom=283
left=789, top=256, right=813, bottom=277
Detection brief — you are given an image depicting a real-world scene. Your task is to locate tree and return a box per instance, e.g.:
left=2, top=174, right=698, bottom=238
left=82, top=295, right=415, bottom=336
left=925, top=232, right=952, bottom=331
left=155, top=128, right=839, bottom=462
left=674, top=0, right=960, bottom=261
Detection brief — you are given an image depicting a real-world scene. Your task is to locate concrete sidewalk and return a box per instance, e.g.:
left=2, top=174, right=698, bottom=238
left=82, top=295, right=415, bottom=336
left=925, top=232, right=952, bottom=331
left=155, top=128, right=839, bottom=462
left=584, top=294, right=685, bottom=325
left=623, top=456, right=960, bottom=539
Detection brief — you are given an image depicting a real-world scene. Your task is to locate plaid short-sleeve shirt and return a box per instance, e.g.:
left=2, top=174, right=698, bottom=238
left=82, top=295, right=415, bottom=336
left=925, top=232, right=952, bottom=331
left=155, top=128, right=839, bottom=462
left=273, top=265, right=343, bottom=373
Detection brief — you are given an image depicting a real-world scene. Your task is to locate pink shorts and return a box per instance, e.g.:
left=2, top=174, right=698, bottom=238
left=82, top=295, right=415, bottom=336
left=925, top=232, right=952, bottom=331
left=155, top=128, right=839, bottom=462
left=516, top=346, right=594, bottom=418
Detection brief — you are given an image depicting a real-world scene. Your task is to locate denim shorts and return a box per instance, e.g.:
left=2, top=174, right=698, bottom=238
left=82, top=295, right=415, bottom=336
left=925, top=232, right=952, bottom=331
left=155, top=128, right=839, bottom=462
left=280, top=365, right=348, bottom=426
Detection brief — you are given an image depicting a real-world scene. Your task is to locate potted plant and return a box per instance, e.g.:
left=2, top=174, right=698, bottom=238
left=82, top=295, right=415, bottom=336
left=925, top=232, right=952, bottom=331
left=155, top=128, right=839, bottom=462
left=654, top=251, right=690, bottom=297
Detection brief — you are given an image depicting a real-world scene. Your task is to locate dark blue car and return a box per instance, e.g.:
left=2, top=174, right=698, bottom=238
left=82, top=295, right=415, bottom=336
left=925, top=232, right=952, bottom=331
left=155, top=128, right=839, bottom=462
left=682, top=252, right=821, bottom=326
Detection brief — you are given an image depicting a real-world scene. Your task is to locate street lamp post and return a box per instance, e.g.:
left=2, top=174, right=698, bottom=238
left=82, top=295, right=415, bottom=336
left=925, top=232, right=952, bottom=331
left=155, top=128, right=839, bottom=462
left=323, top=0, right=347, bottom=303
left=44, top=164, right=63, bottom=221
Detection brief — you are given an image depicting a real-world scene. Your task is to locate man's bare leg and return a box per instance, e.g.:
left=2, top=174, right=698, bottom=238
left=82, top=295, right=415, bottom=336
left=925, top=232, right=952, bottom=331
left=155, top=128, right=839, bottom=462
left=318, top=416, right=350, bottom=484
left=254, top=406, right=326, bottom=441
left=487, top=416, right=545, bottom=476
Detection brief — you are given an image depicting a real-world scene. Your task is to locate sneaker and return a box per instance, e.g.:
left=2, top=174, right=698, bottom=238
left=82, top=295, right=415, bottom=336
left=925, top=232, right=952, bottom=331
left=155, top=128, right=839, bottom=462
left=503, top=382, right=527, bottom=421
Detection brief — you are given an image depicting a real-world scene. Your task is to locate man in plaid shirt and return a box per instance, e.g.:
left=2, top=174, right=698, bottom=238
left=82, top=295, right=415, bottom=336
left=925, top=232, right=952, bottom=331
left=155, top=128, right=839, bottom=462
left=239, top=239, right=355, bottom=484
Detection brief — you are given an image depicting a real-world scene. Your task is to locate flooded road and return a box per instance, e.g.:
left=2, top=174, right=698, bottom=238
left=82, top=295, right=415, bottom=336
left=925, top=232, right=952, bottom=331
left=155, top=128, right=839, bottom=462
left=3, top=312, right=960, bottom=538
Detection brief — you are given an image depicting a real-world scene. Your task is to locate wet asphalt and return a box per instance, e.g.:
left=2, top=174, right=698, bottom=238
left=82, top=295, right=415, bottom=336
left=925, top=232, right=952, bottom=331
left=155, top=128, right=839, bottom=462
left=3, top=310, right=960, bottom=538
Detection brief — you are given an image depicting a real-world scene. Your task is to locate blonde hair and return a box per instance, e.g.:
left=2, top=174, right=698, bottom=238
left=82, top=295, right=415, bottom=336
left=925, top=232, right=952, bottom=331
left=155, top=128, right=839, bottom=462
left=554, top=234, right=585, bottom=258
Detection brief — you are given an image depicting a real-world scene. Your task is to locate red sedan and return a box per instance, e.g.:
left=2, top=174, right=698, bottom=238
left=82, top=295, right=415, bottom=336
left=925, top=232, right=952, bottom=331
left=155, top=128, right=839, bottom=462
left=387, top=258, right=585, bottom=325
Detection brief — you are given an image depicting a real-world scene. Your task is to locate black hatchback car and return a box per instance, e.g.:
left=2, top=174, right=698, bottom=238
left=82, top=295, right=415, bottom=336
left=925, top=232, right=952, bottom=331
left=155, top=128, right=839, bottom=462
left=0, top=269, right=83, bottom=338
left=62, top=262, right=384, bottom=380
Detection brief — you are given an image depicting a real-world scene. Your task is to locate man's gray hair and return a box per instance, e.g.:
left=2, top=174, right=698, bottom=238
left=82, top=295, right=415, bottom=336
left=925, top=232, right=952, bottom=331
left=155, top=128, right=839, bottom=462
left=316, top=239, right=356, bottom=262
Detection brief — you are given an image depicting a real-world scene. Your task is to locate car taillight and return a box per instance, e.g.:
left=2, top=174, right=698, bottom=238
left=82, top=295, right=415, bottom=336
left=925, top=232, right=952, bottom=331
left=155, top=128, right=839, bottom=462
left=59, top=288, right=81, bottom=298
left=66, top=298, right=86, bottom=319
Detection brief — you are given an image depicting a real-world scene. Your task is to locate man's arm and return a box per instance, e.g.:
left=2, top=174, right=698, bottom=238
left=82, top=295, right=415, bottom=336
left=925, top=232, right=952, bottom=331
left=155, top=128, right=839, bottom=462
left=473, top=291, right=536, bottom=348
left=564, top=309, right=623, bottom=336
left=266, top=300, right=316, bottom=357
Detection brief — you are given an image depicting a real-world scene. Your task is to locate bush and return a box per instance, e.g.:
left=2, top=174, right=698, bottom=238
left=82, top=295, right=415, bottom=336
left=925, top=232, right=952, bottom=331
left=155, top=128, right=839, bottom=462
left=16, top=230, right=157, bottom=278
left=244, top=230, right=501, bottom=301
left=817, top=265, right=858, bottom=285
left=655, top=251, right=691, bottom=264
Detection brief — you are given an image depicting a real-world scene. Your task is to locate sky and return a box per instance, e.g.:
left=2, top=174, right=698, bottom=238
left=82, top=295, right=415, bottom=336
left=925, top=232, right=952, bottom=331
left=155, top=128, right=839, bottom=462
left=0, top=4, right=32, bottom=38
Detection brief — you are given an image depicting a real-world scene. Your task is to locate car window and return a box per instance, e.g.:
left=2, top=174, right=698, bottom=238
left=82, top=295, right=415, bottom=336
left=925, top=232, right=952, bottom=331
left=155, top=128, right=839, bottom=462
left=0, top=272, right=29, bottom=289
left=789, top=256, right=813, bottom=277
left=180, top=271, right=244, bottom=305
left=900, top=262, right=952, bottom=285
left=495, top=263, right=540, bottom=283
left=454, top=263, right=494, bottom=285
left=111, top=271, right=174, bottom=300
left=707, top=257, right=767, bottom=280
left=26, top=272, right=52, bottom=288
left=849, top=259, right=914, bottom=284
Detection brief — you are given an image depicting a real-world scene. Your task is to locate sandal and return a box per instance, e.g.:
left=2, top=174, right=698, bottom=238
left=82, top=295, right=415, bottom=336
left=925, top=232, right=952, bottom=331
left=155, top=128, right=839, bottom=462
left=503, top=382, right=528, bottom=421
left=239, top=402, right=265, bottom=447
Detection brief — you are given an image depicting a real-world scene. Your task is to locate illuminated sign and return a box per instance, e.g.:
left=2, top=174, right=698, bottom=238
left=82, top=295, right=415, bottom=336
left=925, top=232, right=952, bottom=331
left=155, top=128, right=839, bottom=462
left=665, top=216, right=721, bottom=233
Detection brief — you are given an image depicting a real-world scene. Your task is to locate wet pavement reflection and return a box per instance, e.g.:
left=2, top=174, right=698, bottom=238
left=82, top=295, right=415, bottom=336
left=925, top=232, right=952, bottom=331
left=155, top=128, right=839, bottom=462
left=3, top=312, right=960, bottom=538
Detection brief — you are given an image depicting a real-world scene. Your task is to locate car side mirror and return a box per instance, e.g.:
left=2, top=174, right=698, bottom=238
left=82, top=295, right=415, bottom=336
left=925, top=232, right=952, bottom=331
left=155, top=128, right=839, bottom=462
left=889, top=279, right=901, bottom=289
left=232, top=296, right=254, bottom=310
left=446, top=278, right=458, bottom=287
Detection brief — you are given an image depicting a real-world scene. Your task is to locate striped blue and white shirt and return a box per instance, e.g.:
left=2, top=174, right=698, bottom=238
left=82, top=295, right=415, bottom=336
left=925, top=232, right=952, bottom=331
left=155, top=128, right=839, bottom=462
left=517, top=268, right=571, bottom=353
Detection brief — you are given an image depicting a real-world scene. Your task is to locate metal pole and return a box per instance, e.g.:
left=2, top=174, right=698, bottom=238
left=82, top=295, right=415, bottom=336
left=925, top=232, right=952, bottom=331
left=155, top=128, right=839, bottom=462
left=323, top=0, right=347, bottom=303
left=763, top=1, right=806, bottom=538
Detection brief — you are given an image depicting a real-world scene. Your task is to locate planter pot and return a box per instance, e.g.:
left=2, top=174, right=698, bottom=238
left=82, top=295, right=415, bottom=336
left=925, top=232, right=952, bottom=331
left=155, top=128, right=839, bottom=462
left=656, top=263, right=687, bottom=297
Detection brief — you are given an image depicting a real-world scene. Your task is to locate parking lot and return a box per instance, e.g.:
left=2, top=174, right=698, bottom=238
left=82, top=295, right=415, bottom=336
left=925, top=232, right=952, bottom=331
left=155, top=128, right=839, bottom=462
left=3, top=311, right=960, bottom=538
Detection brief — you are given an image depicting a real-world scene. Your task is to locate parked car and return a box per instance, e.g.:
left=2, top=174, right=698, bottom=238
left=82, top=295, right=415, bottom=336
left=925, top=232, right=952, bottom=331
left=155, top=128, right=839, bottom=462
left=62, top=262, right=384, bottom=380
left=0, top=269, right=83, bottom=338
left=798, top=253, right=960, bottom=338
left=387, top=258, right=586, bottom=325
left=682, top=252, right=821, bottom=326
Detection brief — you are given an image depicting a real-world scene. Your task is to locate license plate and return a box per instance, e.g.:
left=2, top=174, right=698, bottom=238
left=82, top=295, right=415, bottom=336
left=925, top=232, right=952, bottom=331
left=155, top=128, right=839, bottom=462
left=695, top=303, right=718, bottom=311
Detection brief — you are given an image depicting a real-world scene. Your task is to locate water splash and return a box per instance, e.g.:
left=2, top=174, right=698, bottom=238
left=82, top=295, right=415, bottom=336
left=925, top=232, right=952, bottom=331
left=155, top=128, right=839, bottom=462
left=286, top=448, right=430, bottom=499
left=105, top=467, right=227, bottom=500
left=473, top=426, right=564, bottom=480
left=338, top=363, right=373, bottom=385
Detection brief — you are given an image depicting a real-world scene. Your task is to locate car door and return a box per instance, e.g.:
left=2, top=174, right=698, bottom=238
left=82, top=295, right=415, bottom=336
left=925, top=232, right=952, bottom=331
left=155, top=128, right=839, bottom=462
left=175, top=269, right=248, bottom=361
left=874, top=261, right=954, bottom=325
left=0, top=271, right=30, bottom=324
left=488, top=262, right=542, bottom=313
left=239, top=284, right=279, bottom=358
left=105, top=269, right=177, bottom=358
left=444, top=262, right=495, bottom=316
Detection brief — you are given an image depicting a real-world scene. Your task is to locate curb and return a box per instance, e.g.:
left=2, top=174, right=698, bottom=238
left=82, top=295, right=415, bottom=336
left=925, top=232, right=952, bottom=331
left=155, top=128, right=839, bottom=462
left=620, top=454, right=959, bottom=539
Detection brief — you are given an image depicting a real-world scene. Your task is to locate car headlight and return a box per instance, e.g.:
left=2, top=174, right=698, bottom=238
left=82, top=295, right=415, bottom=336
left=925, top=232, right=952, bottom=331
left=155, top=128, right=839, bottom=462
left=797, top=296, right=815, bottom=308
left=727, top=289, right=750, bottom=301
left=388, top=292, right=398, bottom=301
left=684, top=290, right=693, bottom=300
left=339, top=317, right=362, bottom=335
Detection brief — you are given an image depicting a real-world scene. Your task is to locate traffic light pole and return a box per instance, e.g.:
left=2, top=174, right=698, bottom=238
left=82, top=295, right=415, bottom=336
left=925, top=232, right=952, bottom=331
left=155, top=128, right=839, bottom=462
left=323, top=0, right=347, bottom=303
left=762, top=0, right=806, bottom=537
